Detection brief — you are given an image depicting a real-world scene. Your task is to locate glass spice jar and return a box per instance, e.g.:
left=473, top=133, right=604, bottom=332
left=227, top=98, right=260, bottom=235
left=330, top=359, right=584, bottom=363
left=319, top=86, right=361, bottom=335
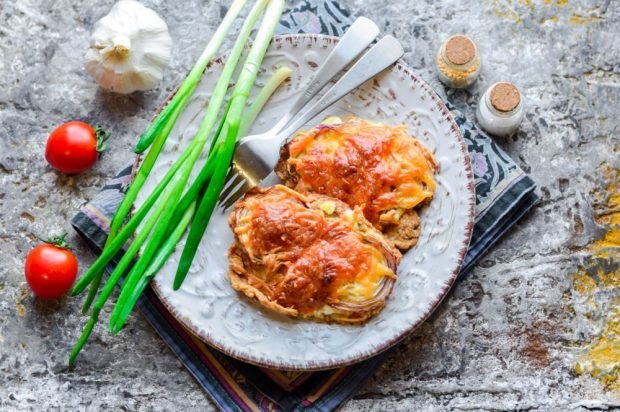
left=436, top=34, right=481, bottom=89
left=476, top=82, right=525, bottom=137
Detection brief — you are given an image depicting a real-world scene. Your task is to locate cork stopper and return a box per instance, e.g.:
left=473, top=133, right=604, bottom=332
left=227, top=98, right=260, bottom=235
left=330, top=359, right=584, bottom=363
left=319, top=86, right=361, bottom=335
left=490, top=83, right=521, bottom=112
left=444, top=35, right=476, bottom=65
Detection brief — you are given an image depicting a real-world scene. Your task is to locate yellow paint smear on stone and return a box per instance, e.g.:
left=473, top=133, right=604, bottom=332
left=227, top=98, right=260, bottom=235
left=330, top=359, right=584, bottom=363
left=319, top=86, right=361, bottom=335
left=544, top=0, right=569, bottom=5
left=16, top=288, right=28, bottom=317
left=16, top=304, right=26, bottom=317
left=591, top=165, right=620, bottom=256
left=541, top=15, right=560, bottom=24
left=491, top=0, right=523, bottom=23
left=572, top=164, right=620, bottom=392
left=576, top=307, right=620, bottom=392
left=573, top=270, right=597, bottom=294
left=491, top=0, right=603, bottom=25
left=570, top=14, right=601, bottom=25
left=599, top=267, right=620, bottom=289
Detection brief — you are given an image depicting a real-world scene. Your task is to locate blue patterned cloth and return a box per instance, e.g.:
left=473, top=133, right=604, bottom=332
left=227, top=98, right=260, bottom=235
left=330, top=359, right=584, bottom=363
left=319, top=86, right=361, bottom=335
left=71, top=1, right=539, bottom=411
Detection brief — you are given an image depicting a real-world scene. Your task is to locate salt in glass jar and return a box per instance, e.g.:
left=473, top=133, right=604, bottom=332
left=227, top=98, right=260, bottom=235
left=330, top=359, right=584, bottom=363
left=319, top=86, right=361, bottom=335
left=476, top=82, right=525, bottom=137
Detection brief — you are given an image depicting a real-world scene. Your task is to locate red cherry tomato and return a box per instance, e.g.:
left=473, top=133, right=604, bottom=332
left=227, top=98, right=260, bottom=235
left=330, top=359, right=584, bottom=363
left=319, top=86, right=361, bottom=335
left=25, top=237, right=78, bottom=299
left=45, top=121, right=109, bottom=173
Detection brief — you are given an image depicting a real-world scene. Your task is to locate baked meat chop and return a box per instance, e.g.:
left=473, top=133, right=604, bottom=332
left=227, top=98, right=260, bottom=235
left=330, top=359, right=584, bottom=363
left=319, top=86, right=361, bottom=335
left=276, top=116, right=438, bottom=250
left=227, top=185, right=401, bottom=324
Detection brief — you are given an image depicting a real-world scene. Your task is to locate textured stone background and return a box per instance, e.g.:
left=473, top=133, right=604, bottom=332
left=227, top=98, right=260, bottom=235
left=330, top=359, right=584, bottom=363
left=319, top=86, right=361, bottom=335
left=1, top=0, right=619, bottom=410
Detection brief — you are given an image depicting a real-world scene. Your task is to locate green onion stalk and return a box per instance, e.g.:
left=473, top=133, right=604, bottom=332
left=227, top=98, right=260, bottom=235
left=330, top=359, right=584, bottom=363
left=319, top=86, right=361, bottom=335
left=71, top=146, right=194, bottom=297
left=69, top=0, right=274, bottom=367
left=175, top=0, right=285, bottom=289
left=71, top=0, right=269, bottom=300
left=134, top=0, right=248, bottom=154
left=74, top=64, right=291, bottom=335
left=111, top=201, right=197, bottom=332
left=79, top=0, right=249, bottom=314
left=109, top=66, right=291, bottom=331
left=106, top=0, right=276, bottom=330
left=239, top=66, right=292, bottom=137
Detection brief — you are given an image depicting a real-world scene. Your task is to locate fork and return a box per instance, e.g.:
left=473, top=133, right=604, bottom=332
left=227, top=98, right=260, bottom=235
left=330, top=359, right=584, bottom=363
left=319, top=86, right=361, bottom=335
left=218, top=16, right=378, bottom=191
left=219, top=35, right=405, bottom=209
left=263, top=16, right=380, bottom=139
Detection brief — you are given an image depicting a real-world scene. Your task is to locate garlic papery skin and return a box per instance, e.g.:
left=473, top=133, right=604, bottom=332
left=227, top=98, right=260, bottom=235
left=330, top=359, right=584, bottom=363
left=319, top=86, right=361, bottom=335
left=85, top=0, right=172, bottom=94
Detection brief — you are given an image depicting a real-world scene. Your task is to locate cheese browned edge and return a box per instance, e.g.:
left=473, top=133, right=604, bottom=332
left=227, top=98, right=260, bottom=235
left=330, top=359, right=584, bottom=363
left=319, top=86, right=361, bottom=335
left=227, top=185, right=401, bottom=324
left=275, top=117, right=437, bottom=250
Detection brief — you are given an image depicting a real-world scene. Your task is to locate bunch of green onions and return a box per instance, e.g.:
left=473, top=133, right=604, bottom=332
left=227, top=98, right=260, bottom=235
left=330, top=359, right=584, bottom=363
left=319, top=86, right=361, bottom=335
left=69, top=0, right=289, bottom=366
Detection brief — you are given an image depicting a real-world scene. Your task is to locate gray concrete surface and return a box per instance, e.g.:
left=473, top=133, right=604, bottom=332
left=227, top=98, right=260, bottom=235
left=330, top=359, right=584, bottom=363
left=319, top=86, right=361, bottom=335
left=1, top=0, right=619, bottom=410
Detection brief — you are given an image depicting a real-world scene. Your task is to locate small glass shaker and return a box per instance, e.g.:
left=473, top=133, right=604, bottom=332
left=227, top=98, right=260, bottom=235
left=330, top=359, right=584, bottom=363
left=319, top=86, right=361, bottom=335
left=436, top=35, right=481, bottom=89
left=476, top=82, right=525, bottom=137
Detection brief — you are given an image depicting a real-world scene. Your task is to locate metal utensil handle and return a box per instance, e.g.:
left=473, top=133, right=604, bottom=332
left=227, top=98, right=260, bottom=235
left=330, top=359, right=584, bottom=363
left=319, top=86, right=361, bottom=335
left=272, top=17, right=380, bottom=133
left=279, top=35, right=405, bottom=138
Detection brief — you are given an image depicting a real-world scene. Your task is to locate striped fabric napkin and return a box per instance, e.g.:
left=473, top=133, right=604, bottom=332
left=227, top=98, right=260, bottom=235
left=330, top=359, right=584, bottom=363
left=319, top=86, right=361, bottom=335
left=71, top=1, right=539, bottom=410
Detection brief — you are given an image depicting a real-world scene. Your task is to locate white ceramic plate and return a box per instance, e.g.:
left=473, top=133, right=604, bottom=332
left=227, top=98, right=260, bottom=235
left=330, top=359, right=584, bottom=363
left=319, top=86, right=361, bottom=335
left=136, top=34, right=475, bottom=371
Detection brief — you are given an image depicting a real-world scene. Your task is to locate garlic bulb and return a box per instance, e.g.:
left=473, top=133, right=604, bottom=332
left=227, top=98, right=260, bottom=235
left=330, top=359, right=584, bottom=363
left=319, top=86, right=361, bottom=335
left=85, top=0, right=172, bottom=94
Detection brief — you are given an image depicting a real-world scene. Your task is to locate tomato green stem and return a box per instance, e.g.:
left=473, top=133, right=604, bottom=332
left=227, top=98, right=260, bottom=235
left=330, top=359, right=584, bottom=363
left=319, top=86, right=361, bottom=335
left=41, top=232, right=72, bottom=250
left=94, top=125, right=111, bottom=153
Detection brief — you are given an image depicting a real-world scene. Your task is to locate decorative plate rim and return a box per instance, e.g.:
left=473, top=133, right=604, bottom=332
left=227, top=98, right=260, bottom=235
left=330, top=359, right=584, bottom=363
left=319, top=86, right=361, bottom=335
left=147, top=33, right=475, bottom=371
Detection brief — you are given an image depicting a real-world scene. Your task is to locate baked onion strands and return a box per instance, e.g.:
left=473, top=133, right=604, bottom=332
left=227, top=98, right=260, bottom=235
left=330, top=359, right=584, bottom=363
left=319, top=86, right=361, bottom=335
left=227, top=186, right=402, bottom=323
left=329, top=277, right=396, bottom=313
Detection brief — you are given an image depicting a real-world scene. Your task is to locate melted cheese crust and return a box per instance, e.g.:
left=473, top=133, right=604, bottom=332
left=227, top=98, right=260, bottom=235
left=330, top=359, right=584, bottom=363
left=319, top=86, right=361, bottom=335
left=232, top=186, right=396, bottom=315
left=287, top=116, right=438, bottom=226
